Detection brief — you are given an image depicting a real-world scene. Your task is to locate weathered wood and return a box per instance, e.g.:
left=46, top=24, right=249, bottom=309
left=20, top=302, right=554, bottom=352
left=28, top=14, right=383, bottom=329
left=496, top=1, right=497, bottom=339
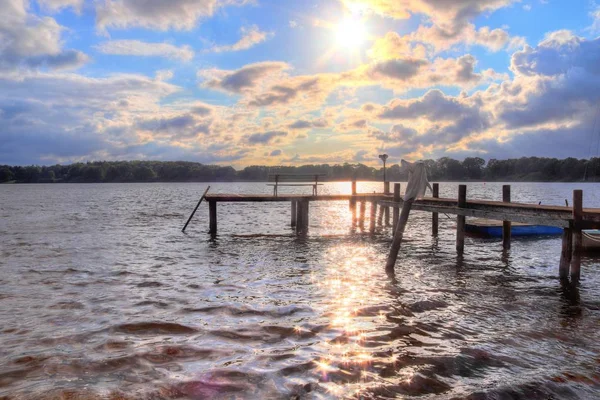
left=370, top=201, right=377, bottom=233
left=502, top=185, right=511, bottom=250
left=182, top=186, right=211, bottom=232
left=386, top=199, right=414, bottom=273
left=571, top=190, right=583, bottom=283
left=457, top=185, right=467, bottom=254
left=296, top=200, right=310, bottom=235
left=377, top=205, right=385, bottom=226
left=359, top=201, right=366, bottom=229
left=206, top=193, right=388, bottom=202
left=209, top=200, right=217, bottom=235
left=559, top=224, right=572, bottom=280
left=393, top=183, right=401, bottom=229
left=432, top=183, right=439, bottom=236
left=291, top=200, right=297, bottom=227
left=378, top=200, right=571, bottom=228
left=384, top=181, right=391, bottom=226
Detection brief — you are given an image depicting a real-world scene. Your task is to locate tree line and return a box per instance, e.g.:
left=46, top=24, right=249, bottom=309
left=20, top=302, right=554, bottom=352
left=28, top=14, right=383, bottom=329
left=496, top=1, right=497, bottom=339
left=1, top=157, right=600, bottom=184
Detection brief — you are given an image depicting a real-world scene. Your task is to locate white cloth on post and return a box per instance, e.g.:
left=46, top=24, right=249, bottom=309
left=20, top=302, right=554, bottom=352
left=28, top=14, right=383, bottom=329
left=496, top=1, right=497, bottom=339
left=401, top=160, right=432, bottom=201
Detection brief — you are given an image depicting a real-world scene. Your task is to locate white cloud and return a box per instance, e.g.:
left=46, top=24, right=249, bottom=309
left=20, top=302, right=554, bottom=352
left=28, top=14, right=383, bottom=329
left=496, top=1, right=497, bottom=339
left=96, top=40, right=194, bottom=61
left=36, top=0, right=83, bottom=13
left=209, top=25, right=272, bottom=53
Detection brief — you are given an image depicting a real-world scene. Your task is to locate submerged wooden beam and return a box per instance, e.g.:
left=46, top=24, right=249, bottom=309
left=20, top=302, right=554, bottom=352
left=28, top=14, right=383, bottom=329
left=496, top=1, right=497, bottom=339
left=503, top=185, right=511, bottom=250
left=386, top=199, right=414, bottom=273
left=571, top=190, right=583, bottom=283
left=457, top=185, right=467, bottom=254
left=182, top=186, right=211, bottom=232
left=432, top=183, right=439, bottom=236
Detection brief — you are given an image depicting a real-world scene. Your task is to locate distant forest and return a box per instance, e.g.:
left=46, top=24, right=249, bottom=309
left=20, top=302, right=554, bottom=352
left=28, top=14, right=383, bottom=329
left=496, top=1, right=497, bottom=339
left=2, top=157, right=600, bottom=183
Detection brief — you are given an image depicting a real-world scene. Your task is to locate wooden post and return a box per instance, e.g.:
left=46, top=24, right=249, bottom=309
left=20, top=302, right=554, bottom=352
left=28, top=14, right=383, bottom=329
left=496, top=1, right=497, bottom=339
left=384, top=181, right=390, bottom=226
left=392, top=183, right=400, bottom=229
left=359, top=201, right=366, bottom=229
left=385, top=199, right=414, bottom=273
left=350, top=180, right=357, bottom=226
left=456, top=185, right=467, bottom=254
left=182, top=186, right=210, bottom=232
left=432, top=183, right=439, bottom=236
left=291, top=200, right=297, bottom=227
left=571, top=190, right=583, bottom=283
left=502, top=185, right=511, bottom=250
left=559, top=224, right=573, bottom=280
left=209, top=200, right=217, bottom=235
left=296, top=200, right=309, bottom=235
left=370, top=201, right=377, bottom=233
left=377, top=205, right=385, bottom=226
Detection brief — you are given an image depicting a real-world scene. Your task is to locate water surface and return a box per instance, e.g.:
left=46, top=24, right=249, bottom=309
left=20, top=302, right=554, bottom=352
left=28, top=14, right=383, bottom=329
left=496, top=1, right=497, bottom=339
left=1, top=182, right=600, bottom=399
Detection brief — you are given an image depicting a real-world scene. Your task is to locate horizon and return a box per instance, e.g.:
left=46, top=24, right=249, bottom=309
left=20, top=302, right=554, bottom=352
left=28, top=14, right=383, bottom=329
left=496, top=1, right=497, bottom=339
left=2, top=0, right=600, bottom=167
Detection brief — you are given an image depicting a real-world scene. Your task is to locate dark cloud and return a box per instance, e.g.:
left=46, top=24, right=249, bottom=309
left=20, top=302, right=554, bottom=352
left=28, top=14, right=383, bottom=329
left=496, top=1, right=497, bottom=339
left=246, top=130, right=287, bottom=144
left=270, top=149, right=282, bottom=156
left=204, top=62, right=289, bottom=94
left=368, top=58, right=428, bottom=80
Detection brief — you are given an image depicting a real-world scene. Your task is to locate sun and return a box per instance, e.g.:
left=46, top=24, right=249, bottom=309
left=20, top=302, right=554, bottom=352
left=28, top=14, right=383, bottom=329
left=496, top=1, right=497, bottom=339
left=335, top=16, right=367, bottom=50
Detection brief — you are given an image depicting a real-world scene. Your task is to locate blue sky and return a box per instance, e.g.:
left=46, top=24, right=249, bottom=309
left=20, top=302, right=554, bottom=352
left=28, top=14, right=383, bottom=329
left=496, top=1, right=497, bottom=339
left=2, top=0, right=600, bottom=166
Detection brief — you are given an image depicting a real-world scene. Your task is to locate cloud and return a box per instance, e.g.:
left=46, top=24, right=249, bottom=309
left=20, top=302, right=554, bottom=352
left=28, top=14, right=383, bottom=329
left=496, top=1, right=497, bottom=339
left=287, top=118, right=329, bottom=130
left=270, top=149, right=282, bottom=156
left=209, top=25, right=272, bottom=53
left=96, top=40, right=194, bottom=61
left=37, top=0, right=82, bottom=12
left=246, top=130, right=288, bottom=144
left=0, top=0, right=88, bottom=72
left=96, top=0, right=253, bottom=32
left=200, top=61, right=290, bottom=94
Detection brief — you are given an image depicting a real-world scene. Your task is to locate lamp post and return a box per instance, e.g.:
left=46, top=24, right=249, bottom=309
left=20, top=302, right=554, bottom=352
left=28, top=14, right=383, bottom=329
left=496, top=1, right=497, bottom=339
left=379, top=154, right=389, bottom=182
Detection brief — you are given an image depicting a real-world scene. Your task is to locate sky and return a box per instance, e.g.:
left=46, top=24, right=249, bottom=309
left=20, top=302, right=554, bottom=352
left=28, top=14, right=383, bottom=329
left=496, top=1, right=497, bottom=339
left=2, top=0, right=600, bottom=167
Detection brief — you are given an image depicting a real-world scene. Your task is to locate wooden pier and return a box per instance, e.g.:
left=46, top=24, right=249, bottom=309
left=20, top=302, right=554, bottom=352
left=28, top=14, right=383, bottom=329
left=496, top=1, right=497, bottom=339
left=197, top=182, right=600, bottom=284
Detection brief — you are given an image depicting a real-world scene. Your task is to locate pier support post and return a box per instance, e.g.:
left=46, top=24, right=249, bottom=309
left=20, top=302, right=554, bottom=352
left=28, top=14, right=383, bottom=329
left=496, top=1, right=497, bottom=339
left=384, top=181, right=391, bottom=226
left=559, top=224, right=573, bottom=280
left=456, top=185, right=467, bottom=254
left=291, top=201, right=297, bottom=227
left=571, top=190, right=583, bottom=283
left=370, top=201, right=377, bottom=233
left=432, top=183, right=439, bottom=236
left=209, top=200, right=217, bottom=235
left=377, top=205, right=384, bottom=227
left=296, top=200, right=310, bottom=235
left=350, top=180, right=357, bottom=226
left=502, top=185, right=511, bottom=250
left=392, top=183, right=401, bottom=229
left=386, top=199, right=414, bottom=273
left=359, top=201, right=366, bottom=229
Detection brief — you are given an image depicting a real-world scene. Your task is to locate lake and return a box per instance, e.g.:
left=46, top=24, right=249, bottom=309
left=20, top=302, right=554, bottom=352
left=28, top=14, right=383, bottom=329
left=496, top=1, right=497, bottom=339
left=1, top=182, right=600, bottom=399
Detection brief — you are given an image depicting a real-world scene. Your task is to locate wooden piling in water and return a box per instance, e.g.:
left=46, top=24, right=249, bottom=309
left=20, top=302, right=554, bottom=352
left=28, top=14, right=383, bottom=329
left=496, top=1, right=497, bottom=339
left=296, top=200, right=309, bottom=235
left=386, top=198, right=414, bottom=273
left=350, top=180, right=357, bottom=226
left=432, top=183, right=439, bottom=236
left=377, top=205, right=385, bottom=226
left=456, top=185, right=467, bottom=254
left=503, top=185, right=511, bottom=250
left=359, top=201, right=366, bottom=229
left=571, top=190, right=583, bottom=283
left=291, top=201, right=297, bottom=227
left=370, top=201, right=377, bottom=233
left=209, top=200, right=217, bottom=235
left=384, top=181, right=390, bottom=226
left=393, top=183, right=400, bottom=229
left=559, top=224, right=573, bottom=280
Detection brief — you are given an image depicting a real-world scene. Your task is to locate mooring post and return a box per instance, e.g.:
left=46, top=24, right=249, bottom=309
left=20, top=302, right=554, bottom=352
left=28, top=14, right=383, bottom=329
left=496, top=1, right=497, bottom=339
left=291, top=200, right=297, bottom=227
left=559, top=224, right=573, bottom=280
left=296, top=200, right=310, bottom=235
left=432, top=183, right=439, bottom=236
left=359, top=201, right=366, bottom=229
left=502, top=185, right=511, bottom=250
left=571, top=190, right=583, bottom=283
left=350, top=180, right=357, bottom=226
left=385, top=198, right=414, bottom=273
left=384, top=181, right=391, bottom=226
left=392, top=183, right=400, bottom=229
left=456, top=185, right=467, bottom=254
left=377, top=204, right=385, bottom=227
left=209, top=200, right=217, bottom=235
left=370, top=200, right=377, bottom=233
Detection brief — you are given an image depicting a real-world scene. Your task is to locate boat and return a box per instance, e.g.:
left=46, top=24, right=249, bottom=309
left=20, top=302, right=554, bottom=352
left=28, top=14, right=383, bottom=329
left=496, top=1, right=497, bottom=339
left=583, top=230, right=600, bottom=250
left=465, top=218, right=563, bottom=237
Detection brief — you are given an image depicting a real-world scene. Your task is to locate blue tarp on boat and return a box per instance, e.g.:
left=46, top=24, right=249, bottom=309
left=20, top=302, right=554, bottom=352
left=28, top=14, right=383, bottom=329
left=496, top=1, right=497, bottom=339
left=466, top=221, right=563, bottom=237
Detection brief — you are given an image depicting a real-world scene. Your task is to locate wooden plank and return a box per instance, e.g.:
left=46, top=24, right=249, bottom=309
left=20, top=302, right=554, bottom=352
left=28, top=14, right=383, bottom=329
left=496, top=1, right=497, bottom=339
left=378, top=200, right=570, bottom=228
left=386, top=199, right=414, bottom=273
left=503, top=185, right=511, bottom=250
left=571, top=190, right=583, bottom=283
left=209, top=200, right=217, bottom=235
left=432, top=183, right=439, bottom=236
left=457, top=185, right=467, bottom=254
left=205, top=193, right=389, bottom=202
left=393, top=184, right=400, bottom=229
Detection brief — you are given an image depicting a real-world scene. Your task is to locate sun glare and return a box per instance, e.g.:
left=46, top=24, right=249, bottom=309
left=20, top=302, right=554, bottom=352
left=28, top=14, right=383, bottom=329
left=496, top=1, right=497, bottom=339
left=335, top=17, right=367, bottom=50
